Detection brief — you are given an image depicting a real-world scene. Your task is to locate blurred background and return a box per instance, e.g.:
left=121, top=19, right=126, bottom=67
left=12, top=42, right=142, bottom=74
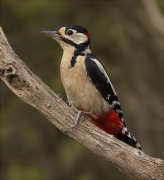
left=1, top=0, right=163, bottom=179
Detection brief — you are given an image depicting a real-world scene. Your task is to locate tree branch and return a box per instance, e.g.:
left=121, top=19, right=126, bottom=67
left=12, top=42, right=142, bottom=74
left=0, top=27, right=163, bottom=180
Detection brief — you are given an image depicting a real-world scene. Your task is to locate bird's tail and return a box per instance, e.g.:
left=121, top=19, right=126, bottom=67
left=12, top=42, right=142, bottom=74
left=117, top=131, right=143, bottom=151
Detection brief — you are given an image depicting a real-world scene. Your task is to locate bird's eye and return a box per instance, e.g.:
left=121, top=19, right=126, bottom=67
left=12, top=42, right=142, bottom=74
left=67, top=30, right=73, bottom=35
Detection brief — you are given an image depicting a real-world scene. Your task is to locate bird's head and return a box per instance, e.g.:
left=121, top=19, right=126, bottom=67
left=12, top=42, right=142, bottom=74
left=40, top=25, right=91, bottom=51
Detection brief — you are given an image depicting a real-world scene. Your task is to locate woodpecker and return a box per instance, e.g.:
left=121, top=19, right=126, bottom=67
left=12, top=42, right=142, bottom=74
left=41, top=25, right=142, bottom=151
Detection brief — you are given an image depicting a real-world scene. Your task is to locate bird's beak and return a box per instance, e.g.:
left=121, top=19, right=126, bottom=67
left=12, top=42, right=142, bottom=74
left=40, top=31, right=61, bottom=40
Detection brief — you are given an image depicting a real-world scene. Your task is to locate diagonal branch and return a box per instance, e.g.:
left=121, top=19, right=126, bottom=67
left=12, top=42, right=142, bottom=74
left=0, top=27, right=163, bottom=180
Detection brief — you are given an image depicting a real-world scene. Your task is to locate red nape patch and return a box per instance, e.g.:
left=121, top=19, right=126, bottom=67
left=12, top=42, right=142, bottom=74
left=83, top=31, right=90, bottom=39
left=90, top=109, right=124, bottom=136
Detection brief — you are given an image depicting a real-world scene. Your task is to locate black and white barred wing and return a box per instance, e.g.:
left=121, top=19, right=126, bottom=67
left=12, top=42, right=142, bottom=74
left=84, top=55, right=124, bottom=123
left=84, top=55, right=142, bottom=151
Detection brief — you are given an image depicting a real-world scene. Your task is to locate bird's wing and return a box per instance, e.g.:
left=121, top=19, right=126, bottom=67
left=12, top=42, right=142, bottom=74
left=84, top=54, right=143, bottom=151
left=84, top=54, right=124, bottom=124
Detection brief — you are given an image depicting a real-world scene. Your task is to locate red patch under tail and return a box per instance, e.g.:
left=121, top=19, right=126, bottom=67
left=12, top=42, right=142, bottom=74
left=76, top=105, right=142, bottom=150
left=90, top=109, right=124, bottom=136
left=76, top=105, right=123, bottom=136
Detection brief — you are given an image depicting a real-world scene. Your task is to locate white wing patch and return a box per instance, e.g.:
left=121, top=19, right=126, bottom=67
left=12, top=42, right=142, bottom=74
left=90, top=58, right=117, bottom=95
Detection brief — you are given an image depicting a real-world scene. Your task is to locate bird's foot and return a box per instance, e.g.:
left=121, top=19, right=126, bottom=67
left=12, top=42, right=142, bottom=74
left=67, top=100, right=90, bottom=128
left=55, top=91, right=63, bottom=99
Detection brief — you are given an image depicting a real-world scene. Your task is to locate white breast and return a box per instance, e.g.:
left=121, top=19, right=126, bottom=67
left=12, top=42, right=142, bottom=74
left=60, top=55, right=110, bottom=115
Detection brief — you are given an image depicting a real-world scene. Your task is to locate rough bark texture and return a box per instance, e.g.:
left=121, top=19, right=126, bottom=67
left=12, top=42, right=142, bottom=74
left=0, top=27, right=163, bottom=180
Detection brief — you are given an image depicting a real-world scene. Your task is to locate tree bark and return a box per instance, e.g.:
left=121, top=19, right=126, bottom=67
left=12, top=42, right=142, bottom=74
left=0, top=27, right=163, bottom=180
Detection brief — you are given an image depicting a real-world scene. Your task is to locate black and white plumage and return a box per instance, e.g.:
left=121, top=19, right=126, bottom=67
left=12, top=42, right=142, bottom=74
left=41, top=25, right=142, bottom=151
left=85, top=55, right=124, bottom=122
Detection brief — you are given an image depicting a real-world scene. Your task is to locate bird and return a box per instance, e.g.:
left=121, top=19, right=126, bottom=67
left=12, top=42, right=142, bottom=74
left=40, top=25, right=142, bottom=151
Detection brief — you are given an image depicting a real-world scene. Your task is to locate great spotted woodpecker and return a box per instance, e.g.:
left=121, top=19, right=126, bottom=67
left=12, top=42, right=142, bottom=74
left=41, top=25, right=142, bottom=151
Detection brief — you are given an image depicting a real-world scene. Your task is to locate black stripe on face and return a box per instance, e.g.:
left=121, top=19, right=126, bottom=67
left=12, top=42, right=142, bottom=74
left=62, top=37, right=77, bottom=47
left=62, top=36, right=90, bottom=49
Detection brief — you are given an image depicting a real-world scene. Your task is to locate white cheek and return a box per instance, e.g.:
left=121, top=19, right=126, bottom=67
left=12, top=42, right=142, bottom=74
left=73, top=34, right=88, bottom=44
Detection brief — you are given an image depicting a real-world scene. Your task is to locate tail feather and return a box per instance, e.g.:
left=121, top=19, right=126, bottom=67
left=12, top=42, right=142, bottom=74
left=117, top=132, right=143, bottom=151
left=83, top=108, right=143, bottom=151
